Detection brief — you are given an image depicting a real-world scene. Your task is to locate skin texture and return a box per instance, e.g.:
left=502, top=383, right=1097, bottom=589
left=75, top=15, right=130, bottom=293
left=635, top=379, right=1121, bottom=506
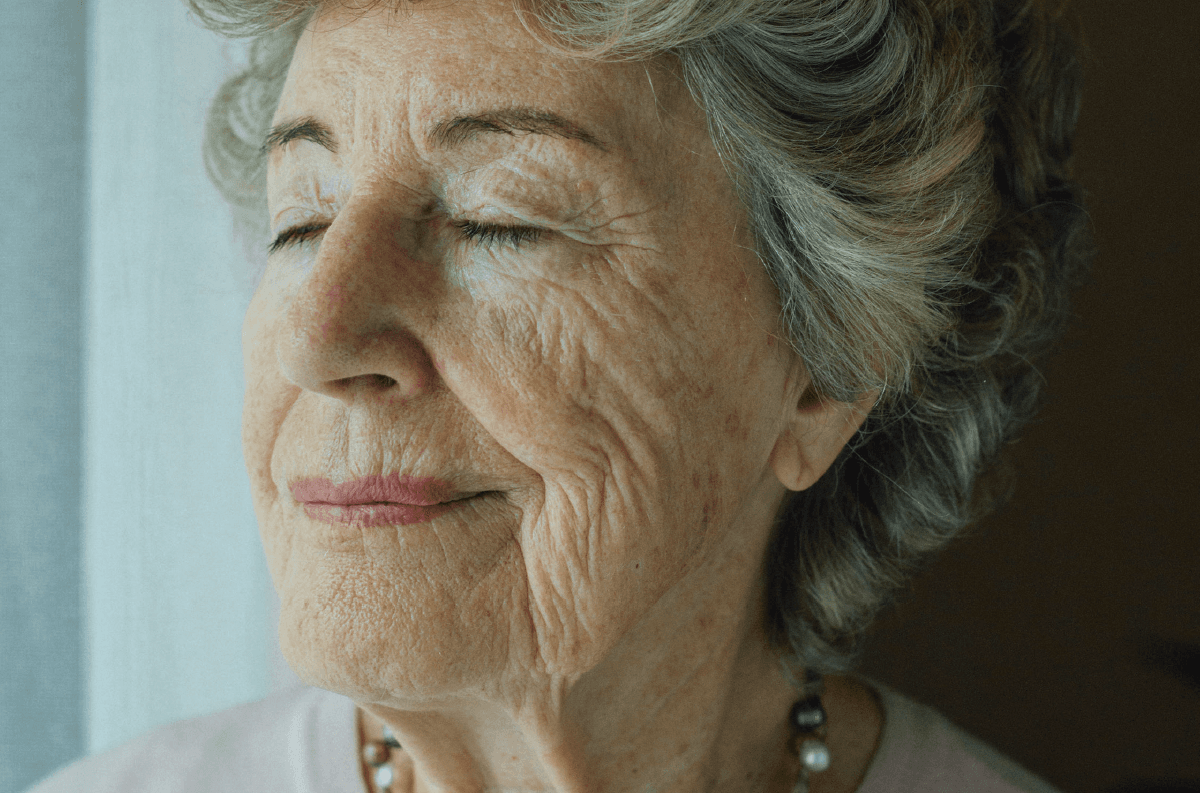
left=242, top=0, right=881, bottom=790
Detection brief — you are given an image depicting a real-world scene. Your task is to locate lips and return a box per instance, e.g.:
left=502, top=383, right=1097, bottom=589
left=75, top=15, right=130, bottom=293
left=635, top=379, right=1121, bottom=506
left=291, top=473, right=479, bottom=527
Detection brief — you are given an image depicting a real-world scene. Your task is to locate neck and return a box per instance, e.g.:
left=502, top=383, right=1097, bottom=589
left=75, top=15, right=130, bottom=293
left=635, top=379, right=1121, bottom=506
left=359, top=534, right=804, bottom=793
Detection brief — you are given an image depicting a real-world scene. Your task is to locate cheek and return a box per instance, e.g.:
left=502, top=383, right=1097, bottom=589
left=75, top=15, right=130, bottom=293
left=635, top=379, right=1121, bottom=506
left=457, top=272, right=703, bottom=477
left=439, top=266, right=772, bottom=675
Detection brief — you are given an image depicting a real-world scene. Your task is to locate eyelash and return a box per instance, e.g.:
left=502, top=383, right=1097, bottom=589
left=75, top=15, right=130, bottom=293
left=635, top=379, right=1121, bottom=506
left=266, top=219, right=544, bottom=255
left=267, top=222, right=327, bottom=255
left=452, top=219, right=544, bottom=250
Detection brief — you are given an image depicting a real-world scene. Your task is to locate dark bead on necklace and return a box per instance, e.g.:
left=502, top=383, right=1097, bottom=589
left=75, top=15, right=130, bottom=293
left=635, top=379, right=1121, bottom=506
left=790, top=695, right=827, bottom=732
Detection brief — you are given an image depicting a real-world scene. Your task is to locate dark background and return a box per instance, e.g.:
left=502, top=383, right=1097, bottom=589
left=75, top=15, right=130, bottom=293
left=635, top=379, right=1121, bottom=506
left=859, top=2, right=1200, bottom=792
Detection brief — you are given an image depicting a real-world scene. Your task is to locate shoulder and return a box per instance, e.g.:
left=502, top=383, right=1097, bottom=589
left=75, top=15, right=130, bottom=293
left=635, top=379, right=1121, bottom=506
left=24, top=686, right=362, bottom=793
left=855, top=677, right=1065, bottom=793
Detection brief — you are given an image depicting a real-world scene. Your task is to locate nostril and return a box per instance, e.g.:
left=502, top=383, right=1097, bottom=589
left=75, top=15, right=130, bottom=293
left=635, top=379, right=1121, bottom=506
left=329, top=373, right=397, bottom=392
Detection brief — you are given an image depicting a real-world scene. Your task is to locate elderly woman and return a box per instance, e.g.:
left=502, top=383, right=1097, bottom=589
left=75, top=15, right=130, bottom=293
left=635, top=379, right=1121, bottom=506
left=31, top=0, right=1090, bottom=790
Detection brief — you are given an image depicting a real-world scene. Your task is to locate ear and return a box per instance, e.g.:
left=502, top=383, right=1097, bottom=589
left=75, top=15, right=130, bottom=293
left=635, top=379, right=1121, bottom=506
left=769, top=380, right=876, bottom=492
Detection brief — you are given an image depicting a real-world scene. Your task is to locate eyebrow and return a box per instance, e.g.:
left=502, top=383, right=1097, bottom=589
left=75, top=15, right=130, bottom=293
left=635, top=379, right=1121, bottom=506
left=260, top=108, right=611, bottom=158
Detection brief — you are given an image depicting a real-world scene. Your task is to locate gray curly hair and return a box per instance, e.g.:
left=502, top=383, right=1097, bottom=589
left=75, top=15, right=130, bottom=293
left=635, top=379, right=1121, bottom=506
left=188, top=0, right=1092, bottom=673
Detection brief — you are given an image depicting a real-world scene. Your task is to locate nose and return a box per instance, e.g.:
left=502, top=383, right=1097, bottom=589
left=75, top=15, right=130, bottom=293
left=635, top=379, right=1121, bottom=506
left=273, top=204, right=440, bottom=404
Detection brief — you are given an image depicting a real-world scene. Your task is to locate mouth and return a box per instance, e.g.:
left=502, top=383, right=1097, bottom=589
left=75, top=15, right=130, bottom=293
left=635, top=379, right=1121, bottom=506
left=290, top=473, right=483, bottom=527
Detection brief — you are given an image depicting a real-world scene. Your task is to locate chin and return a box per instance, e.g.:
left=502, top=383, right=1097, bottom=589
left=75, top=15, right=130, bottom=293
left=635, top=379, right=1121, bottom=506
left=274, top=559, right=516, bottom=706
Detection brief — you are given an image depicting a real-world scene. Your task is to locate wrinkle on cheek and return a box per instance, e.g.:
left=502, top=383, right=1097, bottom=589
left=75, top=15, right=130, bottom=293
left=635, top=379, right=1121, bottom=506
left=498, top=297, right=546, bottom=360
left=477, top=287, right=597, bottom=399
left=702, top=470, right=722, bottom=534
left=523, top=474, right=614, bottom=668
left=682, top=467, right=724, bottom=550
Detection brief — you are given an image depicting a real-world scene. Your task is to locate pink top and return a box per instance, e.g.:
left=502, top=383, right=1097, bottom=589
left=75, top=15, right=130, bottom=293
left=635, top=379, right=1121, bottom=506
left=27, top=678, right=1063, bottom=792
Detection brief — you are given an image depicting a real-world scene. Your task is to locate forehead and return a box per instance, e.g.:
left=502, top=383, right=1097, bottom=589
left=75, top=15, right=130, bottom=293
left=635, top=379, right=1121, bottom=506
left=275, top=0, right=700, bottom=162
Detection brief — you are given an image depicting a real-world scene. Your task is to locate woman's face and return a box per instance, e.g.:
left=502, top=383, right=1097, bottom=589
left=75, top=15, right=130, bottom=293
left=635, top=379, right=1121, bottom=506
left=244, top=0, right=808, bottom=705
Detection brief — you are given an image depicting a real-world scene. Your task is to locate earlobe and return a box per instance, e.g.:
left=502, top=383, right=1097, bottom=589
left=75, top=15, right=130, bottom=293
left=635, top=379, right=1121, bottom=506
left=769, top=389, right=875, bottom=492
left=768, top=430, right=809, bottom=492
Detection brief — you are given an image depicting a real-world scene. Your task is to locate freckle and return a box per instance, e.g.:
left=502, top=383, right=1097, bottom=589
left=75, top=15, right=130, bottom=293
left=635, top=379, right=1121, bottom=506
left=708, top=471, right=719, bottom=489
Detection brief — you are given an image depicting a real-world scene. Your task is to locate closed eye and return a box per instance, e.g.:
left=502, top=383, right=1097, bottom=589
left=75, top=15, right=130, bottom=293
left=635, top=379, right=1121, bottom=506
left=267, top=222, right=327, bottom=255
left=266, top=219, right=545, bottom=256
left=450, top=219, right=544, bottom=251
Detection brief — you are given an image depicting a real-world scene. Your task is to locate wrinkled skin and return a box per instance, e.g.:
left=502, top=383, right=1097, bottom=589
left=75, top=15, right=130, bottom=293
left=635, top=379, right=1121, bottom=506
left=242, top=0, right=880, bottom=790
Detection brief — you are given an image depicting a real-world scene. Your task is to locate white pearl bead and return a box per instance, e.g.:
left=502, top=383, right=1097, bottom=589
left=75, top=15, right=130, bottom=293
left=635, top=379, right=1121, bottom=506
left=374, top=764, right=395, bottom=790
left=800, top=738, right=831, bottom=773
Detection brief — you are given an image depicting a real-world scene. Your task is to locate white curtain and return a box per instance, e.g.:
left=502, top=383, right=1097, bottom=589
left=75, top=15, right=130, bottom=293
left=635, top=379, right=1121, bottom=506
left=6, top=1, right=298, bottom=785
left=83, top=0, right=292, bottom=758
